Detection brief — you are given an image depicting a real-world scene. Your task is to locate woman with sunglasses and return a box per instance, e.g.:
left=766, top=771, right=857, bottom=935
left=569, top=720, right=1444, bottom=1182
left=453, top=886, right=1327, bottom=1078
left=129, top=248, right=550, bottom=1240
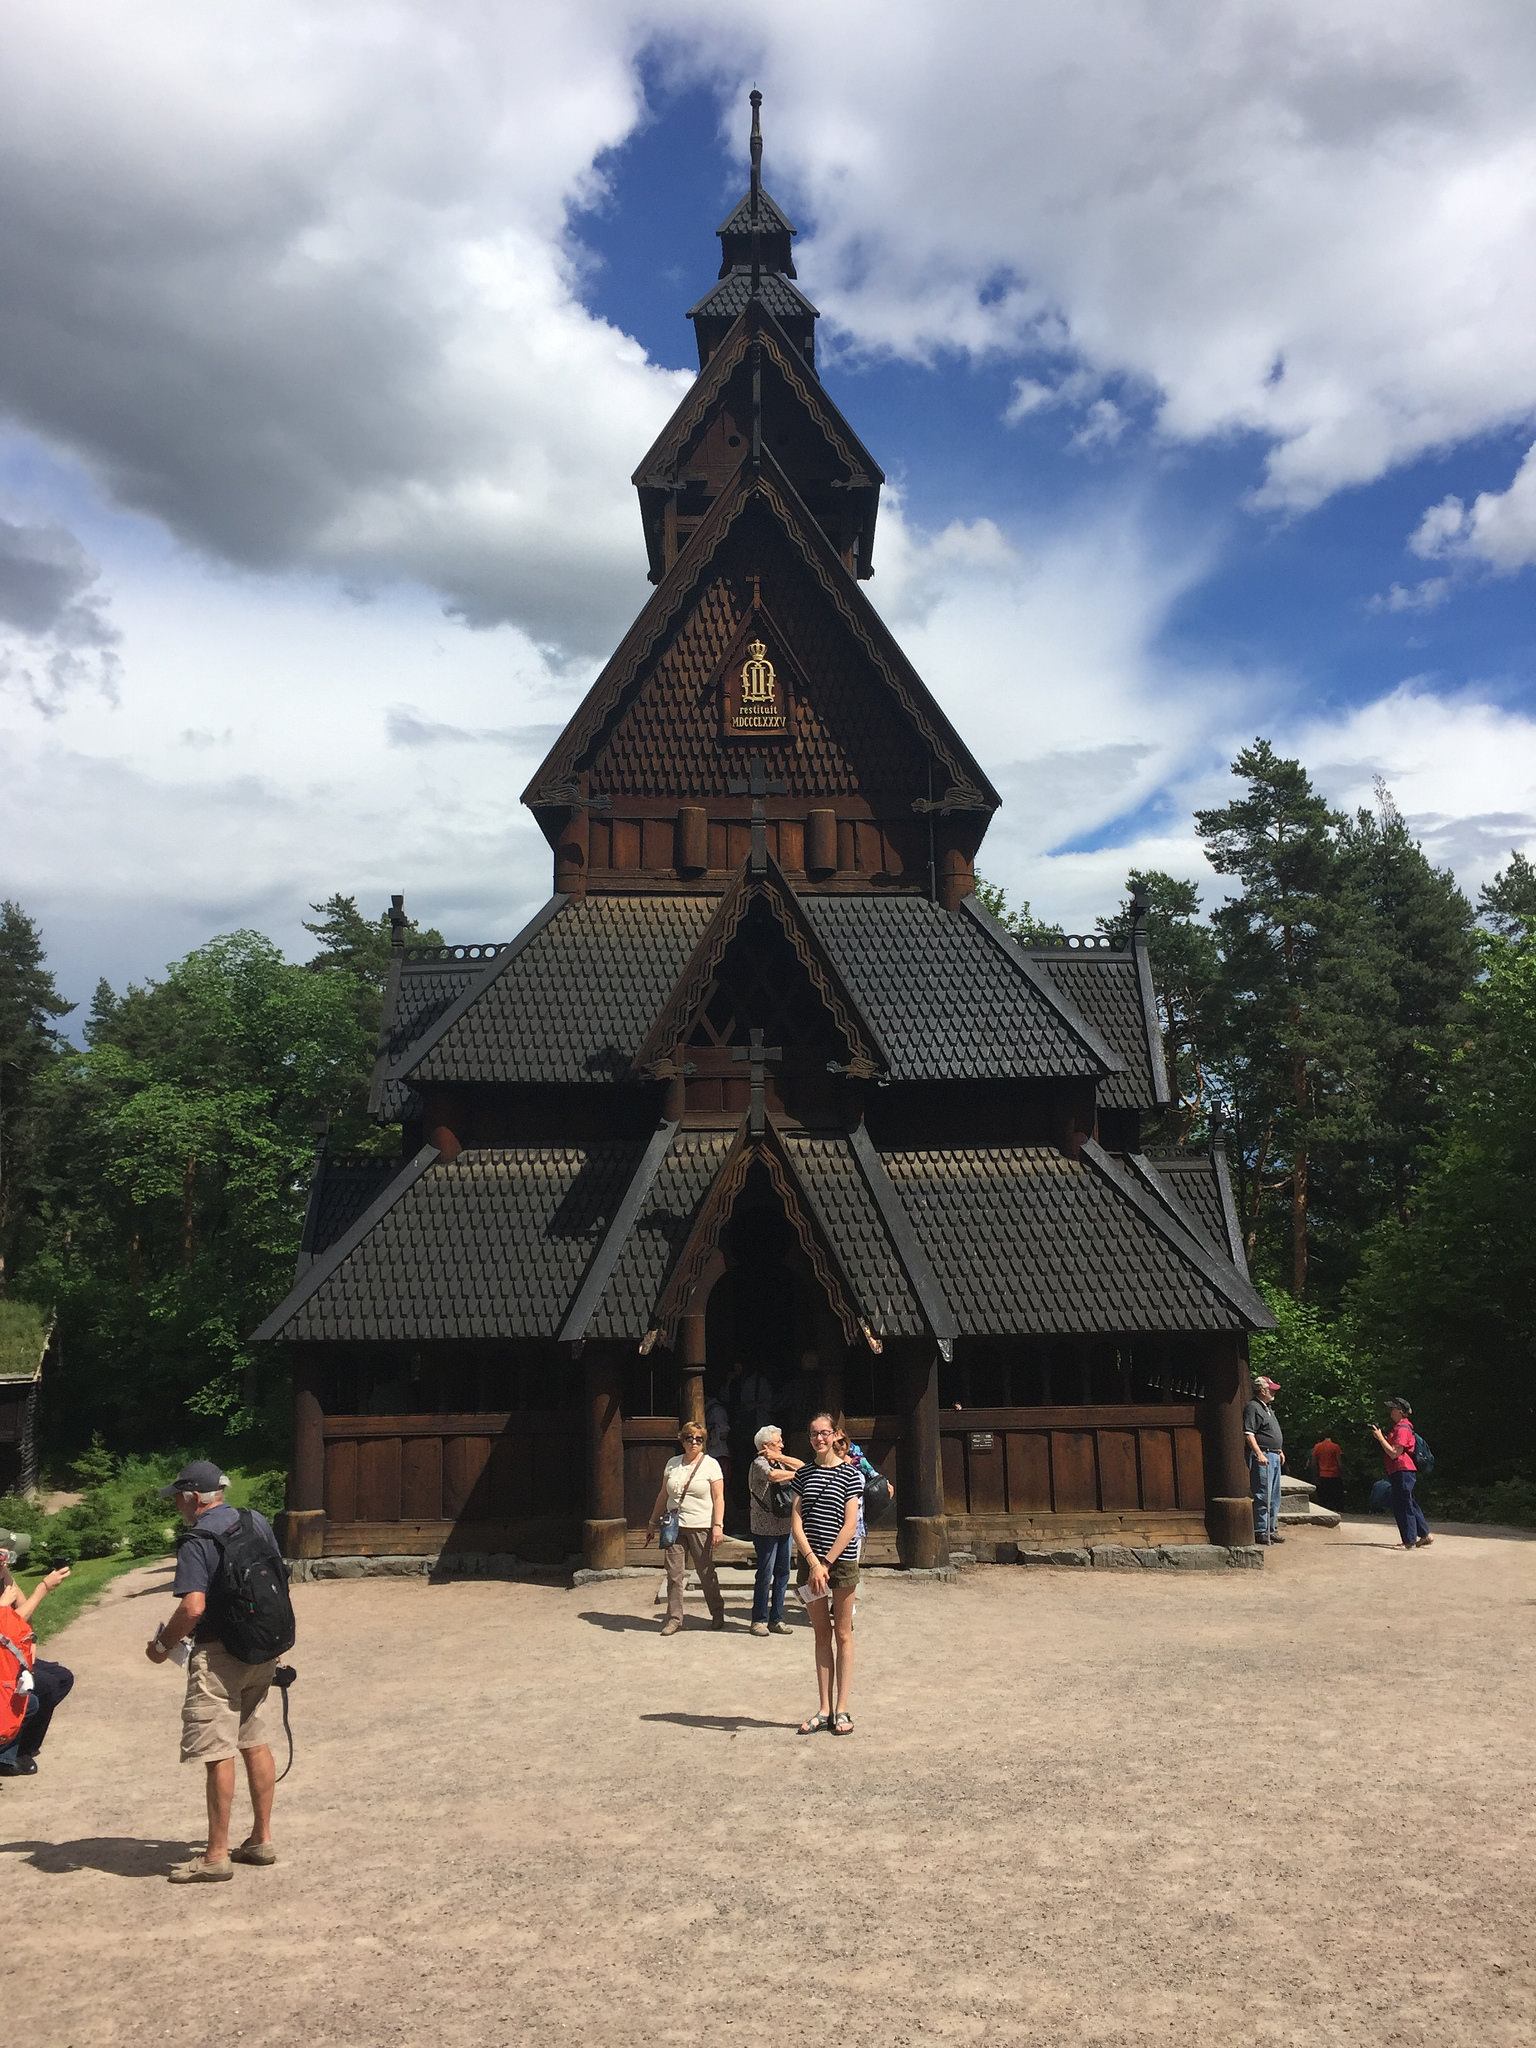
left=792, top=1412, right=863, bottom=1735
left=645, top=1423, right=727, bottom=1636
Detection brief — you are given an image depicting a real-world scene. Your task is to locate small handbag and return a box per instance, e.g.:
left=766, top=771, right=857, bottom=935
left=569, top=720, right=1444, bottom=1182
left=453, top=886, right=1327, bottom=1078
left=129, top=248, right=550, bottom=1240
left=659, top=1456, right=707, bottom=1549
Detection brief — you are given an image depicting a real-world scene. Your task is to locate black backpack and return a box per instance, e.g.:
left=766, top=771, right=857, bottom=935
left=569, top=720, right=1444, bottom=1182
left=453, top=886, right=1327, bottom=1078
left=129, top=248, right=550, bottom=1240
left=1413, top=1433, right=1435, bottom=1477
left=205, top=1511, right=297, bottom=1663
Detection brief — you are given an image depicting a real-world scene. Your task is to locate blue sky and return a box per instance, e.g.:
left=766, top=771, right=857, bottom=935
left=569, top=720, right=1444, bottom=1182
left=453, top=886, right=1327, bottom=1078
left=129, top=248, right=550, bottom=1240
left=1, top=2, right=1533, bottom=1015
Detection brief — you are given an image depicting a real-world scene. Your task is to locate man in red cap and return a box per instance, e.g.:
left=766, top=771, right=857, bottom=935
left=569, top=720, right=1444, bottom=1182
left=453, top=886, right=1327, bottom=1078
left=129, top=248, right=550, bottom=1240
left=1242, top=1375, right=1286, bottom=1545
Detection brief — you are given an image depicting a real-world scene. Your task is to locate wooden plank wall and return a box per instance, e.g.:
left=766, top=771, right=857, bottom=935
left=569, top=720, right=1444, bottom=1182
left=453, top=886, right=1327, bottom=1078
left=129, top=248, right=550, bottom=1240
left=322, top=1413, right=582, bottom=1527
left=586, top=813, right=909, bottom=881
left=939, top=1406, right=1204, bottom=1518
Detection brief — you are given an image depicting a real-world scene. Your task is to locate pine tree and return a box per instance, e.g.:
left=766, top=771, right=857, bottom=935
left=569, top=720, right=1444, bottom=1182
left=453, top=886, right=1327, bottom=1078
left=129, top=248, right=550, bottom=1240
left=1333, top=783, right=1477, bottom=1236
left=1478, top=850, right=1536, bottom=936
left=1097, top=870, right=1220, bottom=1144
left=1197, top=741, right=1390, bottom=1295
left=0, top=902, right=74, bottom=1292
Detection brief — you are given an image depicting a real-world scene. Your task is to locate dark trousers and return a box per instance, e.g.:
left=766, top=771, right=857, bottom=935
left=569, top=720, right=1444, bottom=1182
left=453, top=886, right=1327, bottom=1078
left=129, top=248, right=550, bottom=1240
left=1389, top=1471, right=1429, bottom=1548
left=1315, top=1476, right=1344, bottom=1513
left=19, top=1659, right=74, bottom=1756
left=752, top=1534, right=791, bottom=1624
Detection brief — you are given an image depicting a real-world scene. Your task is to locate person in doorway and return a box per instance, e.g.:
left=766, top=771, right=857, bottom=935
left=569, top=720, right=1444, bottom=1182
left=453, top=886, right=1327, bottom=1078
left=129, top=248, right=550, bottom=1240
left=1371, top=1399, right=1432, bottom=1550
left=737, top=1363, right=776, bottom=1434
left=1243, top=1374, right=1286, bottom=1545
left=645, top=1424, right=727, bottom=1636
left=0, top=1552, right=74, bottom=1776
left=747, top=1426, right=801, bottom=1636
left=792, top=1412, right=863, bottom=1736
left=145, top=1462, right=285, bottom=1882
left=1308, top=1431, right=1345, bottom=1514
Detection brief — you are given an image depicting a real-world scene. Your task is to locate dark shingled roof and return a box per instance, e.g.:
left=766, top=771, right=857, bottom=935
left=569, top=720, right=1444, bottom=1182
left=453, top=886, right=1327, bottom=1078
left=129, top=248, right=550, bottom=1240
left=584, top=1129, right=736, bottom=1341
left=264, top=1144, right=651, bottom=1343
left=875, top=1145, right=1255, bottom=1334
left=404, top=897, right=718, bottom=1087
left=1145, top=1151, right=1248, bottom=1273
left=780, top=1131, right=926, bottom=1336
left=687, top=272, right=818, bottom=324
left=801, top=894, right=1114, bottom=1081
left=302, top=1155, right=400, bottom=1264
left=1031, top=946, right=1166, bottom=1109
left=369, top=954, right=488, bottom=1120
left=716, top=188, right=797, bottom=238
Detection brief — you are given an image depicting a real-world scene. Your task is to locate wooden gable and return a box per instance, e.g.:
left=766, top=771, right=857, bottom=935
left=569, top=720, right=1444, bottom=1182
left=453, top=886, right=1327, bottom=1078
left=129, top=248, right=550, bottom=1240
left=524, top=455, right=996, bottom=899
left=632, top=302, right=883, bottom=582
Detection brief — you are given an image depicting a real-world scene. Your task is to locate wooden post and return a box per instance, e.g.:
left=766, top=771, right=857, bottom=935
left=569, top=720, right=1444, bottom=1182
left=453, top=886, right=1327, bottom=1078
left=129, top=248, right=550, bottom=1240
left=679, top=1313, right=707, bottom=1431
left=676, top=805, right=708, bottom=874
left=896, top=1341, right=948, bottom=1568
left=806, top=807, right=837, bottom=875
left=583, top=1348, right=627, bottom=1570
left=555, top=803, right=589, bottom=901
left=423, top=1092, right=462, bottom=1161
left=938, top=844, right=974, bottom=912
left=282, top=1350, right=326, bottom=1560
left=1201, top=1332, right=1254, bottom=1545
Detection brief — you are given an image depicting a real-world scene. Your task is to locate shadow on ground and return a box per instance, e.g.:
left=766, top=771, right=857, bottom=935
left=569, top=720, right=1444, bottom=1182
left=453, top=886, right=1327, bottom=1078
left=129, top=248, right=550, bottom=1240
left=1, top=1836, right=192, bottom=1878
left=640, top=1712, right=798, bottom=1732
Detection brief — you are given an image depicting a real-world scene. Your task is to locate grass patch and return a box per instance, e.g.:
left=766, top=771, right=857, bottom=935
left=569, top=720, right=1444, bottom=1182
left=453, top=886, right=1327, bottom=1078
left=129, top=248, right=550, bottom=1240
left=12, top=1553, right=148, bottom=1644
left=0, top=1298, right=49, bottom=1377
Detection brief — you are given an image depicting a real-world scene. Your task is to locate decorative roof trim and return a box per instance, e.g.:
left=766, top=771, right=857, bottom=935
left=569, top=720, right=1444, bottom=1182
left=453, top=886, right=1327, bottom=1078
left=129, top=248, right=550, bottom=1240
left=1133, top=924, right=1172, bottom=1107
left=1212, top=1138, right=1250, bottom=1276
left=631, top=854, right=887, bottom=1076
left=523, top=452, right=996, bottom=811
left=1079, top=1139, right=1275, bottom=1330
left=716, top=186, right=796, bottom=238
left=295, top=1134, right=330, bottom=1275
left=1123, top=1151, right=1220, bottom=1253
left=631, top=304, right=881, bottom=492
left=958, top=895, right=1123, bottom=1075
left=385, top=895, right=570, bottom=1082
left=251, top=1143, right=442, bottom=1342
left=847, top=1122, right=959, bottom=1354
left=557, top=1120, right=681, bottom=1343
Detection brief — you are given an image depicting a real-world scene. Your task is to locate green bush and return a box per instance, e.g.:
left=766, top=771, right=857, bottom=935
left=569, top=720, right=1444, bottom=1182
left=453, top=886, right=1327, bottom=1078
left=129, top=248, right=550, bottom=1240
left=244, top=1470, right=287, bottom=1519
left=70, top=1431, right=117, bottom=1489
left=126, top=1487, right=176, bottom=1557
left=68, top=1489, right=126, bottom=1559
left=0, top=1493, right=44, bottom=1539
left=1427, top=1475, right=1536, bottom=1529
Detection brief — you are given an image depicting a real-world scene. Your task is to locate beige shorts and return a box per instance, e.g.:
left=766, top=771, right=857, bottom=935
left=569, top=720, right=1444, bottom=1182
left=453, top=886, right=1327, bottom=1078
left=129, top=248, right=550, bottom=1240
left=181, top=1642, right=277, bottom=1764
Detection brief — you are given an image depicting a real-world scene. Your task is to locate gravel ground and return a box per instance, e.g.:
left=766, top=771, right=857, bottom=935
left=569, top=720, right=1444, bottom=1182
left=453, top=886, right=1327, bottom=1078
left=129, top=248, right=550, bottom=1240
left=3, top=1521, right=1532, bottom=2048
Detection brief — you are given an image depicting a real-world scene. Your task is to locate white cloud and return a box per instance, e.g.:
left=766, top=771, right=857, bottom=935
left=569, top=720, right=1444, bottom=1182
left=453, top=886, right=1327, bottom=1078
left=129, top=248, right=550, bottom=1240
left=1409, top=440, right=1536, bottom=571
left=1366, top=577, right=1450, bottom=614
left=674, top=0, right=1536, bottom=508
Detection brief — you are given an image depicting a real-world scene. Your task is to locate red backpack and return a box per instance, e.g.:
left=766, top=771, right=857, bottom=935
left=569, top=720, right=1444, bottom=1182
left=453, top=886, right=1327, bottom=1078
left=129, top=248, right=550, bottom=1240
left=0, top=1606, right=36, bottom=1748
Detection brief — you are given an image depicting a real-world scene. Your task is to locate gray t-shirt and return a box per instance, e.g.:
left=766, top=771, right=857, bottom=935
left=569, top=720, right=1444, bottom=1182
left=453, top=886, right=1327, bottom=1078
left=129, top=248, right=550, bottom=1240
left=172, top=1505, right=280, bottom=1642
left=1243, top=1399, right=1283, bottom=1453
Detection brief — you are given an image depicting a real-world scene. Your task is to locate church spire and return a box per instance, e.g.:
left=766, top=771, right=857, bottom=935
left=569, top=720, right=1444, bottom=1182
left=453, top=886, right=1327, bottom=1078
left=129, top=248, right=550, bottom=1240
left=687, top=91, right=817, bottom=369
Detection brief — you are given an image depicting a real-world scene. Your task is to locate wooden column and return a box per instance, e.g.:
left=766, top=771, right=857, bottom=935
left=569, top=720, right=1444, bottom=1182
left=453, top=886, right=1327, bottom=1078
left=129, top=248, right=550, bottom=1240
left=675, top=805, right=707, bottom=874
left=678, top=1313, right=707, bottom=1430
left=938, top=844, right=974, bottom=912
left=555, top=804, right=589, bottom=900
left=422, top=1092, right=462, bottom=1161
left=282, top=1350, right=327, bottom=1560
left=818, top=1354, right=846, bottom=1426
left=1201, top=1331, right=1254, bottom=1545
left=896, top=1342, right=949, bottom=1568
left=583, top=1348, right=627, bottom=1570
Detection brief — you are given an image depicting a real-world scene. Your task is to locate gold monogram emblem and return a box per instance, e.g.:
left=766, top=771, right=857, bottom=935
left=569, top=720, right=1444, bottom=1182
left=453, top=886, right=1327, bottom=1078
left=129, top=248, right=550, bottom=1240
left=732, top=638, right=785, bottom=731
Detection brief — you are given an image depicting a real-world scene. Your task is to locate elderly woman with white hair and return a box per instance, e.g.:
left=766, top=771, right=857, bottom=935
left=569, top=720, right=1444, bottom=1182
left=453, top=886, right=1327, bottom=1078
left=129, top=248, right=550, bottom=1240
left=747, top=1425, right=802, bottom=1637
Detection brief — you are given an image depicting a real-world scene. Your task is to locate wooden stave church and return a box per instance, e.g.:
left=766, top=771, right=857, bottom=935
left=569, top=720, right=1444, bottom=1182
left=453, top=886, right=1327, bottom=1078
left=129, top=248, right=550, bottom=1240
left=256, top=98, right=1274, bottom=1571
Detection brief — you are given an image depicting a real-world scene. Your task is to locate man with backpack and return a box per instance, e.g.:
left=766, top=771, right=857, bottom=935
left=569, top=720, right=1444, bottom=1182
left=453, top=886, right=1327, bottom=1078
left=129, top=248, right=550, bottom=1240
left=145, top=1462, right=296, bottom=1883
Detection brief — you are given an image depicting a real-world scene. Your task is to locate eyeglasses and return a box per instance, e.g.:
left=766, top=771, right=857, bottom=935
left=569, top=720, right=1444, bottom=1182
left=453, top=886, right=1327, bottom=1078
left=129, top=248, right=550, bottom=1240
left=808, top=1428, right=835, bottom=1441
left=681, top=1433, right=705, bottom=1444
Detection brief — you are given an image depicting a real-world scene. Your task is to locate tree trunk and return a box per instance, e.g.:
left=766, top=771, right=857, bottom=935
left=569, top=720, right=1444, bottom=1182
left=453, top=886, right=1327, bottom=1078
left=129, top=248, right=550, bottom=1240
left=182, top=1154, right=197, bottom=1272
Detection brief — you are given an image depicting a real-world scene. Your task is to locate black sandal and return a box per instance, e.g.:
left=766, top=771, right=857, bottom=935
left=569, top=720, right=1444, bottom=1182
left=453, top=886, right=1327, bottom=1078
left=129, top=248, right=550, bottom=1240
left=831, top=1709, right=854, bottom=1736
left=798, top=1710, right=830, bottom=1735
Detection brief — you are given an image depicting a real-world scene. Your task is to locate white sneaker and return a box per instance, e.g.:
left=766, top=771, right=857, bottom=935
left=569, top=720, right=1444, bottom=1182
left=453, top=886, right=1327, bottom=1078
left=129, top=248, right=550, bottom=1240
left=750, top=1621, right=769, bottom=1637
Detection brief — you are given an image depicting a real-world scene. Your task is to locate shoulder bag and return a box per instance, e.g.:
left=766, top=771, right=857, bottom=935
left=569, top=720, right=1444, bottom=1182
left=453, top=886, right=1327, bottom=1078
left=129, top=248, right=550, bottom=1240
left=659, top=1456, right=707, bottom=1550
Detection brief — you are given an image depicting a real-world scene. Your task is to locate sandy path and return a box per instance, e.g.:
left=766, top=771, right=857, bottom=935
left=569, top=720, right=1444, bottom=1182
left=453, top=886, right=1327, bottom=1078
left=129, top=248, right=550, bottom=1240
left=3, top=1524, right=1532, bottom=2048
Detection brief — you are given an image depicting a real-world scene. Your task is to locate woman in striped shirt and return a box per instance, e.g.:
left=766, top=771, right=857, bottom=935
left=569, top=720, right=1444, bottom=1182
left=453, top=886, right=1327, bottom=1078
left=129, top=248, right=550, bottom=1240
left=792, top=1412, right=863, bottom=1736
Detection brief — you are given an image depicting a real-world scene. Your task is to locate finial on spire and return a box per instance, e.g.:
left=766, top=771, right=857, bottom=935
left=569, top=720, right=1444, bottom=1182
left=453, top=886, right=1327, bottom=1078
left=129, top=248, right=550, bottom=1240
left=749, top=90, right=763, bottom=295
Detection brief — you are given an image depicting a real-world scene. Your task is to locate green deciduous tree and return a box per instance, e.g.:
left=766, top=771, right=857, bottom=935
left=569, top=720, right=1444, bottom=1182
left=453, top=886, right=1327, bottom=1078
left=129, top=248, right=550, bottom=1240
left=971, top=876, right=1064, bottom=944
